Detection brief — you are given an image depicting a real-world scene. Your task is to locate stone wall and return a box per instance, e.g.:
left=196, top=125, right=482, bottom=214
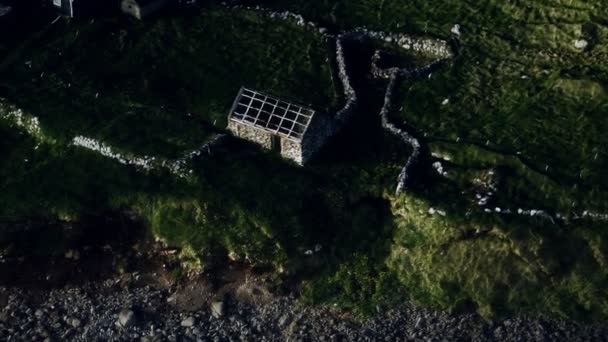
left=280, top=139, right=303, bottom=164
left=227, top=121, right=273, bottom=149
left=293, top=33, right=359, bottom=166
left=228, top=120, right=306, bottom=164
left=222, top=4, right=453, bottom=172
left=332, top=33, right=359, bottom=128
left=379, top=74, right=423, bottom=194
left=375, top=50, right=452, bottom=194
left=361, top=29, right=453, bottom=60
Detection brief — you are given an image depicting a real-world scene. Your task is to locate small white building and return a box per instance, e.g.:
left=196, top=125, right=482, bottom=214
left=121, top=0, right=171, bottom=20
left=51, top=0, right=75, bottom=17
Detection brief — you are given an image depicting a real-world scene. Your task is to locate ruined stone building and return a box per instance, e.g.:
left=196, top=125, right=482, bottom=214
left=227, top=88, right=333, bottom=165
left=121, top=0, right=171, bottom=20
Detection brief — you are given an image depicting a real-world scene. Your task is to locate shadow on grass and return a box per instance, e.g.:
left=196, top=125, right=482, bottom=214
left=0, top=210, right=147, bottom=288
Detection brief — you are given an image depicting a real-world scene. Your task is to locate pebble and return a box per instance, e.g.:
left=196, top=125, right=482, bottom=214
left=211, top=301, right=224, bottom=319
left=70, top=318, right=81, bottom=328
left=180, top=317, right=195, bottom=327
left=278, top=314, right=290, bottom=327
left=574, top=39, right=588, bottom=49
left=118, top=309, right=136, bottom=327
left=34, top=309, right=44, bottom=319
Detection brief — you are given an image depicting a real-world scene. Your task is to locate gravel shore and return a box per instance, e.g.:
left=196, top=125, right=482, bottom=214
left=1, top=276, right=607, bottom=342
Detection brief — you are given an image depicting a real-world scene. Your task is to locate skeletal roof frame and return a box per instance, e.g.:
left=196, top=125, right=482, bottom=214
left=228, top=88, right=316, bottom=142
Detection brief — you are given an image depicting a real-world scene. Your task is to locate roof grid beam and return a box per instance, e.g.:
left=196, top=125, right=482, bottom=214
left=229, top=88, right=316, bottom=142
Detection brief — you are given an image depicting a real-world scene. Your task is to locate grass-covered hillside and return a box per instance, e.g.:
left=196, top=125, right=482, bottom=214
left=1, top=1, right=608, bottom=322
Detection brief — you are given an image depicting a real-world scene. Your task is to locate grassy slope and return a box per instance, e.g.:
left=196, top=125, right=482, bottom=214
left=1, top=7, right=336, bottom=158
left=1, top=1, right=608, bottom=322
left=256, top=0, right=608, bottom=321
left=0, top=6, right=342, bottom=268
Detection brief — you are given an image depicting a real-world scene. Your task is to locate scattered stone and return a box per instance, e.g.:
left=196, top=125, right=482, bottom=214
left=278, top=314, right=290, bottom=327
left=574, top=39, right=588, bottom=50
left=181, top=316, right=195, bottom=327
left=227, top=251, right=240, bottom=261
left=211, top=301, right=224, bottom=318
left=331, top=333, right=343, bottom=342
left=64, top=250, right=74, bottom=259
left=33, top=309, right=45, bottom=320
left=118, top=309, right=136, bottom=327
left=70, top=318, right=81, bottom=328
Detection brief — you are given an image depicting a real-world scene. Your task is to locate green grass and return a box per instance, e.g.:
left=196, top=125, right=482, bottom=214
left=387, top=194, right=608, bottom=320
left=1, top=1, right=608, bottom=323
left=253, top=0, right=608, bottom=321
left=1, top=7, right=336, bottom=158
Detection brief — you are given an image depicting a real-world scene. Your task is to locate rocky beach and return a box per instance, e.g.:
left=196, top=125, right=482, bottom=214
left=1, top=260, right=607, bottom=341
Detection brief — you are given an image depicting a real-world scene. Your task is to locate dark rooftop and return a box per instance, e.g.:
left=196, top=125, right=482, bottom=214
left=229, top=88, right=316, bottom=142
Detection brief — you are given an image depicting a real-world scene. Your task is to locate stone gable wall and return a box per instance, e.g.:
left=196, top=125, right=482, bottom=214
left=280, top=138, right=303, bottom=165
left=227, top=121, right=273, bottom=150
left=228, top=120, right=305, bottom=164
